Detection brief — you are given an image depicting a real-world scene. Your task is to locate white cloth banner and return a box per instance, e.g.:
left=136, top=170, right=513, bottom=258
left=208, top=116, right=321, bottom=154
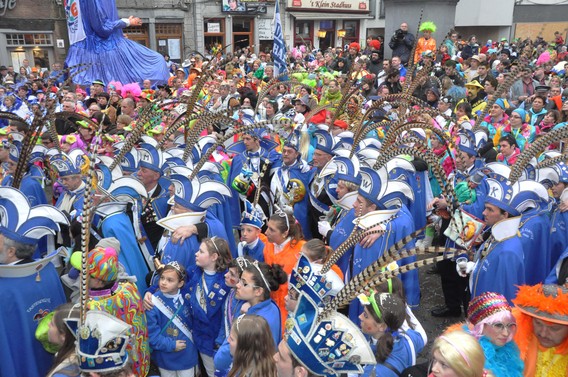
left=65, top=0, right=87, bottom=45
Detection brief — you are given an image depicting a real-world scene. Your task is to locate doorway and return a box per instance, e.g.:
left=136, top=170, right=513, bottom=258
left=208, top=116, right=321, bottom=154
left=233, top=18, right=253, bottom=53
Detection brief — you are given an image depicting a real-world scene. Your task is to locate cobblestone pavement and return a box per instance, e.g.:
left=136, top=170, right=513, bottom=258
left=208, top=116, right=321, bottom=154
left=413, top=257, right=465, bottom=363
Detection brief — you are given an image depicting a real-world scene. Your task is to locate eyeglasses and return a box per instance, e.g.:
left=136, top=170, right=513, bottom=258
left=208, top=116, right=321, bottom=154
left=490, top=322, right=517, bottom=332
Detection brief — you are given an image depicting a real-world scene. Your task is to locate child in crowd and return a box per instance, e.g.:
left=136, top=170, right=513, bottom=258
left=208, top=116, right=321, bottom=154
left=227, top=314, right=277, bottom=377
left=45, top=303, right=81, bottom=377
left=214, top=259, right=286, bottom=376
left=187, top=237, right=232, bottom=377
left=237, top=200, right=266, bottom=261
left=147, top=262, right=198, bottom=377
left=358, top=292, right=425, bottom=377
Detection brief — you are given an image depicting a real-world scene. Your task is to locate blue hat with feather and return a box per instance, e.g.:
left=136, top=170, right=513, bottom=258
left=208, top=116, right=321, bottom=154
left=49, top=151, right=82, bottom=177
left=240, top=199, right=265, bottom=229
left=138, top=142, right=164, bottom=174
left=483, top=163, right=519, bottom=216
left=114, top=141, right=139, bottom=174
left=64, top=310, right=131, bottom=373
left=457, top=129, right=478, bottom=157
left=319, top=155, right=361, bottom=186
left=170, top=174, right=231, bottom=212
left=285, top=254, right=375, bottom=376
left=358, top=166, right=413, bottom=210
left=313, top=129, right=337, bottom=155
left=0, top=187, right=69, bottom=245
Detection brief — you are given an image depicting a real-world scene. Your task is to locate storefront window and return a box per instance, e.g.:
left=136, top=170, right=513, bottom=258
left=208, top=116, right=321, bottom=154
left=318, top=21, right=335, bottom=51
left=233, top=18, right=253, bottom=53
left=204, top=18, right=225, bottom=55
left=294, top=20, right=313, bottom=48
left=156, top=23, right=183, bottom=63
left=341, top=21, right=359, bottom=46
left=6, top=33, right=52, bottom=46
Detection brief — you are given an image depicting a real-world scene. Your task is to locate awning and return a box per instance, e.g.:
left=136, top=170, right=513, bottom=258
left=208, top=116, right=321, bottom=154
left=288, top=11, right=373, bottom=20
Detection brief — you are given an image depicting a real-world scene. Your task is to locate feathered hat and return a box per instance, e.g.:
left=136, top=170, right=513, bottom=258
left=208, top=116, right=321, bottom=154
left=65, top=310, right=131, bottom=373
left=0, top=187, right=69, bottom=245
left=359, top=166, right=413, bottom=210
left=285, top=254, right=375, bottom=376
left=241, top=199, right=265, bottom=229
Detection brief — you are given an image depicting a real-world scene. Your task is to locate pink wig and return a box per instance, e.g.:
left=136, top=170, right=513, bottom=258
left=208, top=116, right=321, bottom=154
left=121, top=82, right=142, bottom=99
left=107, top=81, right=123, bottom=93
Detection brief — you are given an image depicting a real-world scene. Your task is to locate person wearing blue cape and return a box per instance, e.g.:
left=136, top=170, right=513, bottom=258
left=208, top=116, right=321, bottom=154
left=190, top=135, right=238, bottom=254
left=0, top=187, right=69, bottom=377
left=307, top=129, right=339, bottom=240
left=468, top=167, right=526, bottom=304
left=226, top=129, right=280, bottom=234
left=270, top=131, right=314, bottom=240
left=136, top=142, right=171, bottom=253
left=64, top=0, right=169, bottom=86
left=92, top=163, right=152, bottom=293
left=429, top=129, right=489, bottom=318
left=349, top=166, right=417, bottom=325
left=156, top=174, right=231, bottom=273
left=316, top=154, right=361, bottom=279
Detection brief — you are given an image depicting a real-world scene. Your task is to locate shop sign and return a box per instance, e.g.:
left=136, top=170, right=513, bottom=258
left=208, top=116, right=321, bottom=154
left=287, top=0, right=369, bottom=12
left=0, top=0, right=17, bottom=17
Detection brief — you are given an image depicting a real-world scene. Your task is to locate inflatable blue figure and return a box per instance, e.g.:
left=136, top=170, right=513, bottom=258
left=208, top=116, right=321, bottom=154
left=64, top=0, right=169, bottom=85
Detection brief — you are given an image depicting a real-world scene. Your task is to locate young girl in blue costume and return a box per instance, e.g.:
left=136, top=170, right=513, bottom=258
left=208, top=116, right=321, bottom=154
left=357, top=291, right=425, bottom=377
left=213, top=257, right=247, bottom=375
left=187, top=237, right=232, bottom=377
left=213, top=258, right=287, bottom=376
left=464, top=292, right=524, bottom=377
left=147, top=262, right=198, bottom=377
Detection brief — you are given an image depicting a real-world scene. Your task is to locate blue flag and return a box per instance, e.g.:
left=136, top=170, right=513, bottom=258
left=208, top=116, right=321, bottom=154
left=272, top=1, right=288, bottom=81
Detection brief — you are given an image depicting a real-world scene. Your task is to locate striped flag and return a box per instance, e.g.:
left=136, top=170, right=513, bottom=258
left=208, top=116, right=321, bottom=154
left=272, top=1, right=288, bottom=80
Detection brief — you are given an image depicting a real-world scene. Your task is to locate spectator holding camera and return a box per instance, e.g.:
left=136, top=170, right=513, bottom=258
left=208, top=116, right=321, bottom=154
left=389, top=22, right=415, bottom=66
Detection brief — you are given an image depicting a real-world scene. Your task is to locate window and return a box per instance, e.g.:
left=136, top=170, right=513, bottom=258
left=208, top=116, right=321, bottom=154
left=123, top=25, right=149, bottom=47
left=341, top=21, right=359, bottom=46
left=156, top=23, right=183, bottom=63
left=294, top=20, right=313, bottom=48
left=204, top=18, right=225, bottom=55
left=5, top=33, right=52, bottom=46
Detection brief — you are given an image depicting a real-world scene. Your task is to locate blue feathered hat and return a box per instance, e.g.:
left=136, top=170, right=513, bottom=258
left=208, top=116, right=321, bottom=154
left=509, top=180, right=549, bottom=214
left=283, top=129, right=301, bottom=151
left=285, top=254, right=375, bottom=376
left=240, top=199, right=264, bottom=229
left=49, top=151, right=82, bottom=177
left=358, top=166, right=413, bottom=210
left=65, top=310, right=130, bottom=373
left=483, top=163, right=519, bottom=216
left=114, top=141, right=139, bottom=173
left=191, top=135, right=216, bottom=164
left=170, top=174, right=231, bottom=212
left=0, top=187, right=69, bottom=245
left=313, top=129, right=337, bottom=155
left=457, top=129, right=478, bottom=157
left=319, top=155, right=361, bottom=186
left=138, top=142, right=164, bottom=174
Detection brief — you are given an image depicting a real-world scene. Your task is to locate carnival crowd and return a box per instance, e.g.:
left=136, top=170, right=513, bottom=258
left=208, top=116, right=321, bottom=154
left=1, top=20, right=568, bottom=377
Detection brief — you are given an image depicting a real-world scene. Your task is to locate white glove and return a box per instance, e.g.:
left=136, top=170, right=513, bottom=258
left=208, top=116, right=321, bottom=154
left=456, top=259, right=475, bottom=277
left=318, top=220, right=332, bottom=237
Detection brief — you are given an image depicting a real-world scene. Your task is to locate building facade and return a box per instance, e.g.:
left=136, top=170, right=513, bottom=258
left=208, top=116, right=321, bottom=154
left=0, top=0, right=67, bottom=72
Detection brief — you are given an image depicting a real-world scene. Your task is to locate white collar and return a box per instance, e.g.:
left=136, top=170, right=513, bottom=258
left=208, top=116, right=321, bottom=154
left=71, top=181, right=86, bottom=194
left=274, top=237, right=291, bottom=253
left=157, top=211, right=207, bottom=231
left=491, top=216, right=521, bottom=242
left=335, top=190, right=358, bottom=210
left=147, top=183, right=158, bottom=197
left=246, top=238, right=260, bottom=249
left=163, top=289, right=181, bottom=299
left=355, top=208, right=400, bottom=229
